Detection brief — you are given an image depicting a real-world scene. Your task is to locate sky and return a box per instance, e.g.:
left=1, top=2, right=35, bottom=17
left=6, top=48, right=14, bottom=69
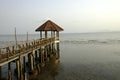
left=0, top=0, right=120, bottom=34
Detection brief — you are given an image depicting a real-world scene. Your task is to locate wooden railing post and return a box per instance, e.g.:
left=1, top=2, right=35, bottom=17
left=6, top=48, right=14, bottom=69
left=0, top=49, right=1, bottom=60
left=8, top=62, right=12, bottom=80
left=6, top=47, right=9, bottom=59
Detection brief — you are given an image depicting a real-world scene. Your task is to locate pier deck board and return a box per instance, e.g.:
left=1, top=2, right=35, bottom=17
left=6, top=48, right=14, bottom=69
left=0, top=37, right=59, bottom=66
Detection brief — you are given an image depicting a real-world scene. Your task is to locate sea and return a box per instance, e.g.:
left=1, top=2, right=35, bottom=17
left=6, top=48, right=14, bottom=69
left=1, top=32, right=120, bottom=80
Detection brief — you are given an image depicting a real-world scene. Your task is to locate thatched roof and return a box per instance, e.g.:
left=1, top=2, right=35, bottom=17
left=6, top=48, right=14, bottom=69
left=35, top=20, right=64, bottom=31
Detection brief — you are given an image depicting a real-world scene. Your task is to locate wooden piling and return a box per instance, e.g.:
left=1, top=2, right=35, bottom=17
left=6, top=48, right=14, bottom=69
left=38, top=48, right=41, bottom=63
left=35, top=50, right=38, bottom=61
left=57, top=43, right=60, bottom=59
left=0, top=49, right=1, bottom=61
left=40, top=48, right=45, bottom=67
left=44, top=46, right=47, bottom=60
left=0, top=66, right=2, bottom=80
left=23, top=56, right=26, bottom=80
left=46, top=45, right=50, bottom=61
left=16, top=59, right=20, bottom=80
left=8, top=62, right=12, bottom=80
left=28, top=53, right=34, bottom=71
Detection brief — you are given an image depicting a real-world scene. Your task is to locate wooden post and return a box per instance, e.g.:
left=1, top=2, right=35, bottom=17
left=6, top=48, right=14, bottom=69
left=38, top=48, right=41, bottom=63
left=53, top=31, right=55, bottom=38
left=0, top=66, right=2, bottom=80
left=12, top=46, right=15, bottom=55
left=46, top=45, right=50, bottom=62
left=15, top=27, right=17, bottom=46
left=45, top=31, right=47, bottom=38
left=42, top=48, right=44, bottom=63
left=40, top=48, right=45, bottom=67
left=32, top=51, right=35, bottom=69
left=28, top=53, right=34, bottom=71
left=40, top=31, right=42, bottom=39
left=56, top=31, right=59, bottom=40
left=23, top=56, right=26, bottom=80
left=51, top=31, right=53, bottom=38
left=57, top=43, right=60, bottom=59
left=27, top=32, right=28, bottom=42
left=49, top=44, right=52, bottom=55
left=16, top=59, right=20, bottom=80
left=52, top=43, right=55, bottom=54
left=0, top=49, right=1, bottom=60
left=48, top=44, right=51, bottom=57
left=31, top=53, right=34, bottom=71
left=44, top=46, right=47, bottom=60
left=40, top=49, right=43, bottom=63
left=35, top=50, right=38, bottom=61
left=8, top=62, right=12, bottom=80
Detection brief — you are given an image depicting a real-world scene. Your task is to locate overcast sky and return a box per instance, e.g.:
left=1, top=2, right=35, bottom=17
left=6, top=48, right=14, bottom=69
left=0, top=0, right=120, bottom=34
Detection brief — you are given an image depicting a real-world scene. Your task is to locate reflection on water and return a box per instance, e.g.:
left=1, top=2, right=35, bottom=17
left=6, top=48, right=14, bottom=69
left=27, top=43, right=120, bottom=80
left=29, top=58, right=61, bottom=80
left=55, top=62, right=120, bottom=80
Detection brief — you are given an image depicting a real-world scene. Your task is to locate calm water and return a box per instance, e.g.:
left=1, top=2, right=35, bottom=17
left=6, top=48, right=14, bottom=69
left=1, top=32, right=120, bottom=80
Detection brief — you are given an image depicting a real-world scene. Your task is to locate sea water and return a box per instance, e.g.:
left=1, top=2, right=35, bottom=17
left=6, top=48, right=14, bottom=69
left=1, top=32, right=120, bottom=80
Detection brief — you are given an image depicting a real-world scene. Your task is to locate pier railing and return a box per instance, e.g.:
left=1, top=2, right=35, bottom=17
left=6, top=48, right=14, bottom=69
left=0, top=37, right=57, bottom=64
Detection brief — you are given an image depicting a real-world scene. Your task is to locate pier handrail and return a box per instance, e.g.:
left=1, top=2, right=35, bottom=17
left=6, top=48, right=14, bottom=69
left=0, top=37, right=57, bottom=63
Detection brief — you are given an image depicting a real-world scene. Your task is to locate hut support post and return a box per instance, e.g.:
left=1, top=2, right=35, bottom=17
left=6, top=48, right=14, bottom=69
left=40, top=31, right=42, bottom=39
left=8, top=62, right=12, bottom=80
left=56, top=31, right=59, bottom=40
left=53, top=31, right=55, bottom=38
left=45, top=31, right=47, bottom=38
left=51, top=31, right=53, bottom=38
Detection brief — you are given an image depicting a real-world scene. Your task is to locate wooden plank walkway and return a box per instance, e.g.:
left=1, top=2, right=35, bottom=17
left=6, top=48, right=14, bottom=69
left=0, top=37, right=58, bottom=66
left=0, top=37, right=60, bottom=80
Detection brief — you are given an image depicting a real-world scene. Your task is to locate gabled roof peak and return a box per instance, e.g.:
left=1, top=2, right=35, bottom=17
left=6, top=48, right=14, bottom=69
left=35, top=20, right=64, bottom=31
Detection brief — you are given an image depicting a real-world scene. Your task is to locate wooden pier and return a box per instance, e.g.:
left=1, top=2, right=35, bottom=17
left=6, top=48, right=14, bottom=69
left=0, top=20, right=63, bottom=80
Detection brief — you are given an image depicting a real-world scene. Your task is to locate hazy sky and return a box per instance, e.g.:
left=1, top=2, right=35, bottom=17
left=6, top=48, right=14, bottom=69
left=0, top=0, right=120, bottom=34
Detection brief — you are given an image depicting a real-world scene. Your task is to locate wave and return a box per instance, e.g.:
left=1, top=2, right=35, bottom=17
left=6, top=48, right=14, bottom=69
left=61, top=39, right=120, bottom=44
left=1, top=39, right=120, bottom=48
